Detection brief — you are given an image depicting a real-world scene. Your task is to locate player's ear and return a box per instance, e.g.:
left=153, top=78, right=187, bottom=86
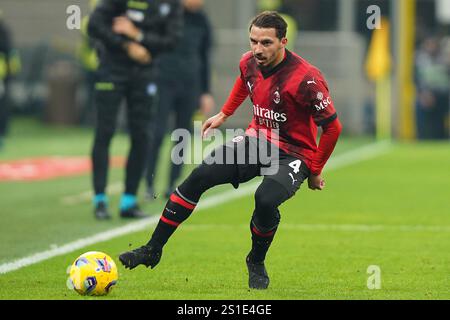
left=281, top=37, right=288, bottom=47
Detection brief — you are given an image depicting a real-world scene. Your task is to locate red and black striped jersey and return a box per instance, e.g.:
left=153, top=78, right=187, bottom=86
left=222, top=49, right=339, bottom=172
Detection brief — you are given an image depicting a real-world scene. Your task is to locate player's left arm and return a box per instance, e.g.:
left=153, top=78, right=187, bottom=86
left=306, top=73, right=343, bottom=190
left=309, top=118, right=342, bottom=190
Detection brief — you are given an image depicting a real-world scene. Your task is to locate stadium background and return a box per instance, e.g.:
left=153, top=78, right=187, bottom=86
left=0, top=0, right=449, bottom=300
left=1, top=0, right=449, bottom=137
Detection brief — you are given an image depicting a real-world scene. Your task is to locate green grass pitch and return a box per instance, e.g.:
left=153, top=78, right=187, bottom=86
left=0, top=118, right=449, bottom=299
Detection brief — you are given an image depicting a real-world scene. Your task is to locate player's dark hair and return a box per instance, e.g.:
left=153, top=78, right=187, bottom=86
left=249, top=11, right=288, bottom=40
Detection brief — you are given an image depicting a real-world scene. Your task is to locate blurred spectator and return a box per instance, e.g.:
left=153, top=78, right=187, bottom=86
left=281, top=0, right=336, bottom=32
left=0, top=11, right=21, bottom=150
left=415, top=36, right=449, bottom=140
left=145, top=0, right=214, bottom=199
left=88, top=0, right=183, bottom=219
left=443, top=37, right=450, bottom=137
left=362, top=81, right=376, bottom=135
left=77, top=0, right=100, bottom=126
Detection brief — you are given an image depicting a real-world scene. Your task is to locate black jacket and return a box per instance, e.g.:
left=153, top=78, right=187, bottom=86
left=157, top=9, right=212, bottom=94
left=0, top=20, right=12, bottom=79
left=88, top=0, right=183, bottom=71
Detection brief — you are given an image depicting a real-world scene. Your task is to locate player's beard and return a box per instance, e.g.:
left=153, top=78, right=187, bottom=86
left=255, top=47, right=284, bottom=70
left=254, top=53, right=268, bottom=66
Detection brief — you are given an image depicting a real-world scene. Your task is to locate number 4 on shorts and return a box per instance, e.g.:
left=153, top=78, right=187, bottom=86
left=289, top=160, right=302, bottom=174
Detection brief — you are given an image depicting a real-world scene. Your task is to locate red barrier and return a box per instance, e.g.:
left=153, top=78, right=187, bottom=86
left=0, top=157, right=124, bottom=181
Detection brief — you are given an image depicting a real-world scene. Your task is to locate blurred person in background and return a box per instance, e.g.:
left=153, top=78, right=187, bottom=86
left=0, top=11, right=21, bottom=150
left=443, top=37, right=450, bottom=137
left=88, top=0, right=183, bottom=220
left=77, top=0, right=100, bottom=126
left=145, top=0, right=214, bottom=200
left=415, top=35, right=449, bottom=140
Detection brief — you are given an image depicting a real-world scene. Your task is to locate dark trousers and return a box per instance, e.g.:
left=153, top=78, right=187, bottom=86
left=0, top=79, right=10, bottom=137
left=416, top=92, right=449, bottom=140
left=79, top=71, right=98, bottom=126
left=146, top=77, right=200, bottom=191
left=177, top=138, right=309, bottom=233
left=92, top=67, right=156, bottom=196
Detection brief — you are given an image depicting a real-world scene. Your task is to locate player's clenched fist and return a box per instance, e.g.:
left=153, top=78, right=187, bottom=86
left=308, top=174, right=325, bottom=190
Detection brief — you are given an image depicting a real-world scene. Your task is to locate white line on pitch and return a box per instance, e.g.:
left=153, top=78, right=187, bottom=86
left=61, top=182, right=123, bottom=205
left=0, top=183, right=258, bottom=275
left=1, top=141, right=392, bottom=275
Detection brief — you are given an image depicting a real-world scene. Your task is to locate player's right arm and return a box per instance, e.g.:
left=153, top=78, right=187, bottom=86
left=201, top=75, right=248, bottom=138
left=201, top=112, right=229, bottom=138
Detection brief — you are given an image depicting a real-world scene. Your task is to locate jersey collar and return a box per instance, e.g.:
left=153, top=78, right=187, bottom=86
left=259, top=49, right=291, bottom=79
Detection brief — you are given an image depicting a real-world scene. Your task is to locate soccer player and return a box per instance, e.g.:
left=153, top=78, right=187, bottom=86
left=119, top=11, right=342, bottom=289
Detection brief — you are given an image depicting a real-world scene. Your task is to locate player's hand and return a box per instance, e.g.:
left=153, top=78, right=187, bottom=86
left=199, top=94, right=215, bottom=116
left=308, top=174, right=325, bottom=191
left=113, top=16, right=141, bottom=40
left=201, top=112, right=228, bottom=139
left=125, top=42, right=152, bottom=64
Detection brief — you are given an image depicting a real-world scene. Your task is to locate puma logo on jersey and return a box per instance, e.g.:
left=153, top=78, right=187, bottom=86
left=289, top=173, right=298, bottom=185
left=307, top=78, right=317, bottom=85
left=247, top=81, right=254, bottom=94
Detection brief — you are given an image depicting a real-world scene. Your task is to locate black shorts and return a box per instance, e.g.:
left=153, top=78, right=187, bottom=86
left=204, top=135, right=310, bottom=197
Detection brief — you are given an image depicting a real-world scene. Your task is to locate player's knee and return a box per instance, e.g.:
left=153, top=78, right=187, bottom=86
left=254, top=188, right=279, bottom=211
left=253, top=187, right=283, bottom=230
left=190, top=164, right=216, bottom=187
left=254, top=178, right=290, bottom=212
left=251, top=210, right=280, bottom=233
left=178, top=164, right=215, bottom=200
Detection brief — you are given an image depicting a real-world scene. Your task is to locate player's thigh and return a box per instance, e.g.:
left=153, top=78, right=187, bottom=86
left=180, top=147, right=241, bottom=200
left=211, top=135, right=261, bottom=187
left=179, top=138, right=261, bottom=201
left=255, top=177, right=291, bottom=209
left=264, top=155, right=310, bottom=198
